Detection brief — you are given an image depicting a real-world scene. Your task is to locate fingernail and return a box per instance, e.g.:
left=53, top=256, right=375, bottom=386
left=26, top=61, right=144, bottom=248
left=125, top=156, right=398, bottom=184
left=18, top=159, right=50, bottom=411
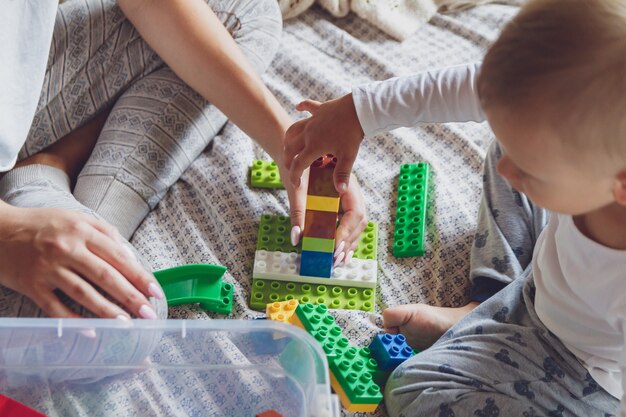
left=338, top=182, right=348, bottom=194
left=80, top=329, right=97, bottom=338
left=334, top=241, right=345, bottom=257
left=291, top=226, right=301, bottom=246
left=139, top=304, right=158, bottom=320
left=148, top=282, right=165, bottom=300
left=333, top=251, right=345, bottom=267
left=345, top=250, right=354, bottom=265
left=116, top=314, right=130, bottom=321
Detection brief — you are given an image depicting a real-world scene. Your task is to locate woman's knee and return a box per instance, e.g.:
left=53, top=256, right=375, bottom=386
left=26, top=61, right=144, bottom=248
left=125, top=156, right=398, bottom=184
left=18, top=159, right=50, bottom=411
left=209, top=0, right=283, bottom=74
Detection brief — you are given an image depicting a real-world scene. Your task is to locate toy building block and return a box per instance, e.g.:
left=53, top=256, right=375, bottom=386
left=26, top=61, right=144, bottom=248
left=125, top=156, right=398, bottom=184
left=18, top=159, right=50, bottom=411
left=250, top=278, right=375, bottom=312
left=0, top=394, right=47, bottom=417
left=328, top=346, right=383, bottom=412
left=369, top=333, right=415, bottom=371
left=266, top=299, right=299, bottom=324
left=153, top=264, right=233, bottom=315
left=393, top=163, right=430, bottom=257
left=353, top=221, right=378, bottom=260
left=301, top=155, right=340, bottom=278
left=308, top=154, right=340, bottom=197
left=253, top=250, right=377, bottom=288
left=256, top=410, right=285, bottom=417
left=250, top=160, right=284, bottom=189
left=300, top=250, right=334, bottom=278
left=305, top=195, right=340, bottom=213
left=303, top=209, right=337, bottom=239
left=302, top=237, right=335, bottom=253
left=255, top=215, right=377, bottom=261
left=289, top=303, right=349, bottom=361
left=256, top=214, right=301, bottom=253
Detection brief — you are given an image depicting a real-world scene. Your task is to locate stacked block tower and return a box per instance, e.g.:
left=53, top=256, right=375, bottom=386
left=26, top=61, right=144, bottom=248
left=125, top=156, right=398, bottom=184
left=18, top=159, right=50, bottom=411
left=300, top=154, right=340, bottom=278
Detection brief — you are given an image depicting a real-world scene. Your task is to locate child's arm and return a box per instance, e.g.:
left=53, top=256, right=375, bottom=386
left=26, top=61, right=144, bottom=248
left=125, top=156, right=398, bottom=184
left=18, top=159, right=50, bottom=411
left=284, top=62, right=484, bottom=192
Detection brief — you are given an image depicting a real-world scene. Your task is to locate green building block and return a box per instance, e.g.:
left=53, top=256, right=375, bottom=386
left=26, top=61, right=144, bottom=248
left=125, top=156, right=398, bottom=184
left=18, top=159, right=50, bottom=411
left=250, top=278, right=375, bottom=312
left=256, top=214, right=378, bottom=259
left=292, top=303, right=350, bottom=361
left=393, top=163, right=430, bottom=257
left=302, top=237, right=334, bottom=253
left=250, top=160, right=284, bottom=189
left=256, top=214, right=302, bottom=253
left=154, top=264, right=233, bottom=315
left=353, top=221, right=378, bottom=260
left=329, top=346, right=383, bottom=406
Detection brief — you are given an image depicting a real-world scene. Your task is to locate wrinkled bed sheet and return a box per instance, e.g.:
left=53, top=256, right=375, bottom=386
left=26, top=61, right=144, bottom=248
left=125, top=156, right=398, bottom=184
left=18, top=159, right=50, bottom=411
left=2, top=3, right=521, bottom=416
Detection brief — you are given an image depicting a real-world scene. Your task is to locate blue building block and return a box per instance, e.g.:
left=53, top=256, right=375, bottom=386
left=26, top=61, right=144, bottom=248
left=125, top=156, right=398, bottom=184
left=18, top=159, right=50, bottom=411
left=369, top=333, right=414, bottom=371
left=300, top=250, right=333, bottom=278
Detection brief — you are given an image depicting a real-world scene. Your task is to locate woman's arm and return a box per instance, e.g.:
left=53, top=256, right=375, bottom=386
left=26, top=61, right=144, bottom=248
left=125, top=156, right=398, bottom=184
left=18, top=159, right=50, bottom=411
left=118, top=0, right=291, bottom=159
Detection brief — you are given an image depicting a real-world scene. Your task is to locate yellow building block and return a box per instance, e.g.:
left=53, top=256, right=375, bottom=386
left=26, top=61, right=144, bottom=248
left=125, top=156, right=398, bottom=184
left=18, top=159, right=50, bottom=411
left=265, top=299, right=299, bottom=323
left=306, top=195, right=340, bottom=213
left=330, top=372, right=379, bottom=413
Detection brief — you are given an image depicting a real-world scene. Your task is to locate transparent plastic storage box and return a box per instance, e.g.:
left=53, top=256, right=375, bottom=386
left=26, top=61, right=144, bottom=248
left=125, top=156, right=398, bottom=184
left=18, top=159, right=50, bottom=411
left=0, top=318, right=339, bottom=417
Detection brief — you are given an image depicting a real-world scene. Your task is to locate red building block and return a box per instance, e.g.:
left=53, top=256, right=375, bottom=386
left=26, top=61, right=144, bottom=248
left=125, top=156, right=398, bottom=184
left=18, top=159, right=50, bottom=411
left=308, top=154, right=339, bottom=197
left=256, top=410, right=285, bottom=417
left=0, top=395, right=47, bottom=416
left=303, top=209, right=337, bottom=239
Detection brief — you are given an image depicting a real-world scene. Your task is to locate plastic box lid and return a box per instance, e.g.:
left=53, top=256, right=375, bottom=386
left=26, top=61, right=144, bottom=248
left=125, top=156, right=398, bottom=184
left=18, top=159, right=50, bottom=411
left=0, top=318, right=340, bottom=417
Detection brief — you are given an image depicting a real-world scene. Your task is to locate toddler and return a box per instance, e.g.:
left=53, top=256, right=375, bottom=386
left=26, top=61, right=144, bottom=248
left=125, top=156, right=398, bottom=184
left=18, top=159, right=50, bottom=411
left=284, top=0, right=626, bottom=415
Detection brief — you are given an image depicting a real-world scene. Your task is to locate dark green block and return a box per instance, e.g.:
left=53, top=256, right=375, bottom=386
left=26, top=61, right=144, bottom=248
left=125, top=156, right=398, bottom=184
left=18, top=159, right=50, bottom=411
left=393, top=163, right=430, bottom=257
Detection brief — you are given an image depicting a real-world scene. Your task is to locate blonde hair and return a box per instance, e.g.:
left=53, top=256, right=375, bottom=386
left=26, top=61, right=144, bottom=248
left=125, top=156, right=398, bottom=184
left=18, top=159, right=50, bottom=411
left=478, top=0, right=626, bottom=162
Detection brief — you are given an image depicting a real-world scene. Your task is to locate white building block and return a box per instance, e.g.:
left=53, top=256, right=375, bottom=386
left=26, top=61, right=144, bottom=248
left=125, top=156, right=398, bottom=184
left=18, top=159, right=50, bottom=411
left=253, top=250, right=377, bottom=289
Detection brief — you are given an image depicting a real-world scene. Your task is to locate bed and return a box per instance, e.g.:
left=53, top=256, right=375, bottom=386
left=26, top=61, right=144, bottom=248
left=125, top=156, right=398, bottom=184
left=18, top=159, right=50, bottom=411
left=1, top=2, right=521, bottom=416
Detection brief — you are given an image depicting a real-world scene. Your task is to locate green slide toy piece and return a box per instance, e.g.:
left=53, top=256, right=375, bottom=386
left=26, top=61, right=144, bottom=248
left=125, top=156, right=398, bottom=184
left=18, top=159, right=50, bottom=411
left=154, top=264, right=233, bottom=315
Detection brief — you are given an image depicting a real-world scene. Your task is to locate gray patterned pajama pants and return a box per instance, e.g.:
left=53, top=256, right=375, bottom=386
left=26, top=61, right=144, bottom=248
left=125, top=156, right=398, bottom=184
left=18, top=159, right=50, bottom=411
left=0, top=0, right=281, bottom=319
left=385, top=142, right=619, bottom=417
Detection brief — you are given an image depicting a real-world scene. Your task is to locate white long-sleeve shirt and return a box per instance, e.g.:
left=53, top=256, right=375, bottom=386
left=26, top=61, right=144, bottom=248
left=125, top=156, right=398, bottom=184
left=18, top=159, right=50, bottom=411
left=352, top=63, right=626, bottom=414
left=0, top=1, right=57, bottom=172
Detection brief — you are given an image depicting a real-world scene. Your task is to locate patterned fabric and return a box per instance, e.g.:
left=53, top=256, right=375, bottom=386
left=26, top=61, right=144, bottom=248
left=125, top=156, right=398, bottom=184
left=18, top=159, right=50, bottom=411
left=384, top=144, right=619, bottom=417
left=278, top=0, right=523, bottom=40
left=0, top=2, right=531, bottom=417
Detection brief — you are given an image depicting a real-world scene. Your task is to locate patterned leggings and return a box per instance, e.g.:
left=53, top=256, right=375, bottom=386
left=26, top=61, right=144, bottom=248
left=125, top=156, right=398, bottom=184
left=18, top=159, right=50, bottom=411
left=0, top=0, right=280, bottom=320
left=21, top=0, right=282, bottom=239
left=384, top=142, right=619, bottom=417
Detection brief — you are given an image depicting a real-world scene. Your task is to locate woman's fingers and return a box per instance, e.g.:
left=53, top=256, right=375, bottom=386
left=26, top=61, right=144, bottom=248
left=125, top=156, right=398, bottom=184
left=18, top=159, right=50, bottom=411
left=71, top=243, right=157, bottom=319
left=55, top=267, right=130, bottom=319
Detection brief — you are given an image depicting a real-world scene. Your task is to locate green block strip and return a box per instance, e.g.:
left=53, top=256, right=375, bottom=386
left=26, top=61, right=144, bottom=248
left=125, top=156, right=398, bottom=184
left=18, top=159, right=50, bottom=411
left=250, top=160, right=284, bottom=189
left=154, top=264, right=233, bottom=315
left=393, top=163, right=430, bottom=258
left=250, top=278, right=375, bottom=312
left=353, top=222, right=378, bottom=260
left=302, top=237, right=335, bottom=253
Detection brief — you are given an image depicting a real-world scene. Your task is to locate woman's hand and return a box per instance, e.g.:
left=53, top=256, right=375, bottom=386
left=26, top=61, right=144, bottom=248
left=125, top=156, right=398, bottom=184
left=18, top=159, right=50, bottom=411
left=278, top=159, right=367, bottom=264
left=284, top=93, right=365, bottom=195
left=0, top=204, right=164, bottom=319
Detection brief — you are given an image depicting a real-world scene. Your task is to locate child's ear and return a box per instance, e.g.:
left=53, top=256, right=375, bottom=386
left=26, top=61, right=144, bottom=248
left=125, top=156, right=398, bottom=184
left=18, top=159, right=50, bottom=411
left=613, top=170, right=626, bottom=205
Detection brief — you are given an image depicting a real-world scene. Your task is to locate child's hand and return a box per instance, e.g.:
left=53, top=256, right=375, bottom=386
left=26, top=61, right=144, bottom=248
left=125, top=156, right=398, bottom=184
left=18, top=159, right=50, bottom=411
left=284, top=93, right=364, bottom=195
left=279, top=161, right=367, bottom=264
left=383, top=302, right=480, bottom=350
left=0, top=206, right=163, bottom=319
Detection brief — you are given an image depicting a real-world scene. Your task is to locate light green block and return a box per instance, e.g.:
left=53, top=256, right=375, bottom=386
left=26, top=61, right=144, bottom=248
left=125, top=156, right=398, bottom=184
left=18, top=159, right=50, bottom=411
left=302, top=236, right=335, bottom=253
